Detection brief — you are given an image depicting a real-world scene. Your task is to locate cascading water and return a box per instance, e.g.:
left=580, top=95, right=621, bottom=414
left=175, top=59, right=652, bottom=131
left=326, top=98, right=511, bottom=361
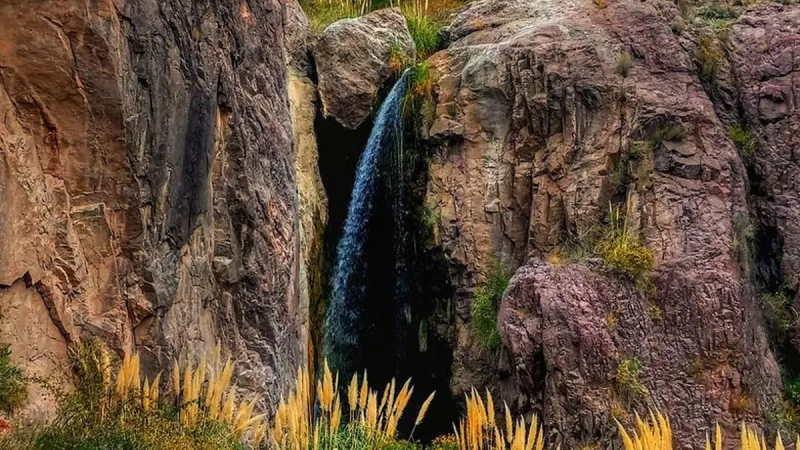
left=324, top=71, right=410, bottom=376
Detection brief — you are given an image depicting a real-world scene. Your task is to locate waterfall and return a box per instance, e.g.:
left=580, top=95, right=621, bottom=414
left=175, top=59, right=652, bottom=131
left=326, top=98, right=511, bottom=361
left=324, top=71, right=410, bottom=375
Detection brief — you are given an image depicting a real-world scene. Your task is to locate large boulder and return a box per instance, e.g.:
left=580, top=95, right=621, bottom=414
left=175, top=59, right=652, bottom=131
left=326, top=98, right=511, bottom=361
left=314, top=8, right=416, bottom=129
left=421, top=0, right=783, bottom=445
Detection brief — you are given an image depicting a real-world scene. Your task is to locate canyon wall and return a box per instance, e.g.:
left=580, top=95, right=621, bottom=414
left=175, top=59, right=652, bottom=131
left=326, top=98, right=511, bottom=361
left=0, top=0, right=303, bottom=417
left=422, top=0, right=795, bottom=445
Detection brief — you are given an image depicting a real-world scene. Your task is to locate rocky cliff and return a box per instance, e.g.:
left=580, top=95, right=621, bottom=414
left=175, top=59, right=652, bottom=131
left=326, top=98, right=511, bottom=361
left=421, top=0, right=796, bottom=445
left=0, top=0, right=303, bottom=417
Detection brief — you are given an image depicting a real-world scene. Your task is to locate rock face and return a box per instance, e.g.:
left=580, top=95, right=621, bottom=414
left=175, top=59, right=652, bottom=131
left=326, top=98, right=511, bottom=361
left=314, top=8, right=416, bottom=129
left=286, top=0, right=329, bottom=358
left=422, top=0, right=784, bottom=444
left=727, top=5, right=800, bottom=296
left=0, top=0, right=302, bottom=416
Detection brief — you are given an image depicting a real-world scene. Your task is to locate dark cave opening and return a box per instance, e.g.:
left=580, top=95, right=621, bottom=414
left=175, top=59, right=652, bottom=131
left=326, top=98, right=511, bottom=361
left=316, top=111, right=458, bottom=441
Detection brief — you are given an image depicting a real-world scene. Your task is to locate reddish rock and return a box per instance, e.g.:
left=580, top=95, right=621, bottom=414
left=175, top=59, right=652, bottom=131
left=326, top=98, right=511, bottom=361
left=423, top=0, right=783, bottom=445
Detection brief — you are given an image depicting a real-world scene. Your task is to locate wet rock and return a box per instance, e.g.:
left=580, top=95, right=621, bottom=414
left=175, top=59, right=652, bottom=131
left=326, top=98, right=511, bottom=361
left=314, top=8, right=416, bottom=129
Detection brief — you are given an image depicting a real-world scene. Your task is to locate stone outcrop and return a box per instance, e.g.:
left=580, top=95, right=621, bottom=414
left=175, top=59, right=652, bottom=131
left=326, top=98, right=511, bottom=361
left=727, top=5, right=800, bottom=295
left=0, top=0, right=302, bottom=417
left=314, top=8, right=416, bottom=129
left=422, top=0, right=785, bottom=445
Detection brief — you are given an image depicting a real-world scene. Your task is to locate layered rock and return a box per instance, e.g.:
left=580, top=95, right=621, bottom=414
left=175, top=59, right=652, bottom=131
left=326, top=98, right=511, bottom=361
left=314, top=8, right=416, bottom=129
left=0, top=0, right=302, bottom=417
left=422, top=0, right=784, bottom=444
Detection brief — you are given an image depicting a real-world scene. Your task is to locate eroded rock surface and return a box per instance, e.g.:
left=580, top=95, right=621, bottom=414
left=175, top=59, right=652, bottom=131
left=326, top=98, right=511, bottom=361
left=728, top=5, right=800, bottom=295
left=314, top=8, right=416, bottom=129
left=423, top=0, right=784, bottom=444
left=0, top=0, right=302, bottom=416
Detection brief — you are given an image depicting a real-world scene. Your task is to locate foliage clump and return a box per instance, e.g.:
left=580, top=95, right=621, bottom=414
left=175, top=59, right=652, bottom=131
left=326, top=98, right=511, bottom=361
left=596, top=206, right=655, bottom=292
left=697, top=34, right=725, bottom=81
left=8, top=339, right=265, bottom=450
left=471, top=261, right=511, bottom=352
left=271, top=361, right=436, bottom=449
left=404, top=61, right=437, bottom=129
left=300, top=0, right=372, bottom=32
left=760, top=289, right=797, bottom=347
left=0, top=344, right=27, bottom=415
left=729, top=124, right=758, bottom=159
left=616, top=357, right=649, bottom=400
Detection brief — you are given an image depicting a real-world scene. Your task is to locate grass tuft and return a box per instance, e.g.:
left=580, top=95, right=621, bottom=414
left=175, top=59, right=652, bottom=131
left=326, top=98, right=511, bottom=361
left=729, top=124, right=758, bottom=159
left=471, top=260, right=511, bottom=352
left=596, top=206, right=655, bottom=293
left=617, top=52, right=633, bottom=78
left=697, top=34, right=724, bottom=81
left=8, top=339, right=263, bottom=450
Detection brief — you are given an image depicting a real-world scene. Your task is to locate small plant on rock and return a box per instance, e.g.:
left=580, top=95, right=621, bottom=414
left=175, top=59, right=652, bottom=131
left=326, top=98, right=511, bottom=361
left=697, top=34, right=725, bottom=81
left=617, top=52, right=633, bottom=78
left=729, top=124, right=758, bottom=159
left=403, top=61, right=437, bottom=128
left=596, top=205, right=655, bottom=292
left=471, top=260, right=511, bottom=352
left=0, top=344, right=26, bottom=415
left=388, top=43, right=413, bottom=75
left=761, top=289, right=797, bottom=347
left=616, top=357, right=649, bottom=400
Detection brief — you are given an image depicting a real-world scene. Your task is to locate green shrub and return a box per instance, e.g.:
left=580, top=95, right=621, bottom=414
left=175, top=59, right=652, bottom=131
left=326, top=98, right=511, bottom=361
left=761, top=289, right=797, bottom=346
left=300, top=0, right=371, bottom=32
left=471, top=260, right=511, bottom=352
left=699, top=2, right=737, bottom=21
left=0, top=343, right=27, bottom=415
left=729, top=124, right=758, bottom=158
left=765, top=400, right=800, bottom=438
left=596, top=206, right=655, bottom=290
left=616, top=357, right=649, bottom=400
left=786, top=378, right=800, bottom=407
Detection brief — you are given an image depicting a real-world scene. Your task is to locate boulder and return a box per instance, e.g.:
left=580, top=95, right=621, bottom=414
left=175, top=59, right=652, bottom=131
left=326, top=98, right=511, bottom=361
left=314, top=8, right=416, bottom=129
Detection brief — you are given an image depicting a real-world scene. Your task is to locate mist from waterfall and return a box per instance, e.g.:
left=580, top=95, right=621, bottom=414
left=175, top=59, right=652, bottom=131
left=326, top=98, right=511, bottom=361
left=324, top=71, right=410, bottom=376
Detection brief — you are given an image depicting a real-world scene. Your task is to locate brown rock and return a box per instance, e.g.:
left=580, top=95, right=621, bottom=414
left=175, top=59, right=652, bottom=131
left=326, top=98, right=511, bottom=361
left=0, top=0, right=303, bottom=416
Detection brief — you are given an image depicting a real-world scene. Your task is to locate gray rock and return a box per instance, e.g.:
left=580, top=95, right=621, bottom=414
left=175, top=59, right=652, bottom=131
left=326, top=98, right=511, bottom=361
left=314, top=8, right=416, bottom=129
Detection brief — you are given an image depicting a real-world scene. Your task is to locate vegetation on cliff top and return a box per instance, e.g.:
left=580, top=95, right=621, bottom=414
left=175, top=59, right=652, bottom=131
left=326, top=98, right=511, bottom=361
left=300, top=0, right=462, bottom=58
